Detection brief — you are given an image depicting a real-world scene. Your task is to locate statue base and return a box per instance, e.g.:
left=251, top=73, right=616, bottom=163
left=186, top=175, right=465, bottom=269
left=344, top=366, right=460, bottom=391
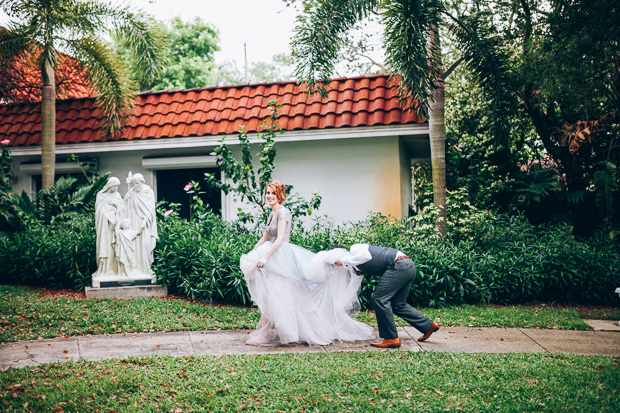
left=91, top=273, right=156, bottom=289
left=85, top=284, right=168, bottom=300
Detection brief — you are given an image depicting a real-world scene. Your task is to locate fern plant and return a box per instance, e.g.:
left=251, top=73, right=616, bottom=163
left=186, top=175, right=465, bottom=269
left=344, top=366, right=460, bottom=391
left=0, top=173, right=109, bottom=232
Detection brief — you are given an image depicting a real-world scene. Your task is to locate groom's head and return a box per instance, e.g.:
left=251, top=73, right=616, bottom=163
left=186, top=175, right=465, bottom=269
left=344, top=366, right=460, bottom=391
left=329, top=244, right=348, bottom=251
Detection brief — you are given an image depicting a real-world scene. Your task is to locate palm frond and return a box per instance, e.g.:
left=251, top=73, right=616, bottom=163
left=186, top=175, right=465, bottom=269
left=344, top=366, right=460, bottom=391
left=112, top=14, right=168, bottom=83
left=65, top=172, right=109, bottom=212
left=0, top=24, right=34, bottom=58
left=383, top=0, right=444, bottom=115
left=0, top=0, right=29, bottom=17
left=67, top=36, right=134, bottom=138
left=291, top=0, right=377, bottom=97
left=446, top=10, right=518, bottom=149
left=515, top=168, right=561, bottom=203
left=61, top=0, right=168, bottom=83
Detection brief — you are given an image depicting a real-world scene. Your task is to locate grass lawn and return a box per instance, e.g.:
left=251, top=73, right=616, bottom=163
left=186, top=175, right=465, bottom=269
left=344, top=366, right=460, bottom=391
left=1, top=352, right=619, bottom=412
left=1, top=285, right=620, bottom=411
left=2, top=284, right=619, bottom=343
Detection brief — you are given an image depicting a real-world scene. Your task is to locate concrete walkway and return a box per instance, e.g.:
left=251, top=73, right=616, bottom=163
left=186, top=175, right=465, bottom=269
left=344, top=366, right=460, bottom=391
left=2, top=320, right=619, bottom=370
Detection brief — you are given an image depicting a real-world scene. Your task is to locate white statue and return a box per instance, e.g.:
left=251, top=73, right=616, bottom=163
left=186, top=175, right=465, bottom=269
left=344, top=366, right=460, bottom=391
left=92, top=173, right=158, bottom=287
left=124, top=172, right=158, bottom=278
left=93, top=177, right=124, bottom=279
left=115, top=217, right=143, bottom=277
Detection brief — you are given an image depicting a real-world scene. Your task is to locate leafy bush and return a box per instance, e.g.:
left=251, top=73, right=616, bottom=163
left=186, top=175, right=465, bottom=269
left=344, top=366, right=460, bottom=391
left=0, top=215, right=96, bottom=290
left=1, top=174, right=108, bottom=233
left=1, top=189, right=618, bottom=308
left=153, top=209, right=257, bottom=305
left=289, top=209, right=619, bottom=308
left=203, top=100, right=321, bottom=224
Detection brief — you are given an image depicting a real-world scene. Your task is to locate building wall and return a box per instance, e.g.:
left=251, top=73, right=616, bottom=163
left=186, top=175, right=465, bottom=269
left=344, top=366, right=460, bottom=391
left=9, top=134, right=413, bottom=224
left=270, top=136, right=405, bottom=223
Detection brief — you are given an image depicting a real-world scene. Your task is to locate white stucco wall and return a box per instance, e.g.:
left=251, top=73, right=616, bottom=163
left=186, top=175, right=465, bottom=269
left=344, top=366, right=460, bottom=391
left=8, top=125, right=426, bottom=224
left=268, top=136, right=407, bottom=223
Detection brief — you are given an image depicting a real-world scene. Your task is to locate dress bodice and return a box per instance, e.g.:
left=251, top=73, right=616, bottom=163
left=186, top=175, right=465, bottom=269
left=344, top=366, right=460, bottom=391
left=266, top=207, right=292, bottom=242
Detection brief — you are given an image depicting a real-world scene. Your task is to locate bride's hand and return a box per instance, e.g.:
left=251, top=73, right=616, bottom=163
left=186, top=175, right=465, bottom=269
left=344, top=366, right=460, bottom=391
left=257, top=257, right=268, bottom=268
left=334, top=260, right=343, bottom=266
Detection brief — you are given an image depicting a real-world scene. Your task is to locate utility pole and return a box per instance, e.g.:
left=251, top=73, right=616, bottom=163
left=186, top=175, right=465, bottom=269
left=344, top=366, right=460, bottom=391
left=244, top=43, right=248, bottom=83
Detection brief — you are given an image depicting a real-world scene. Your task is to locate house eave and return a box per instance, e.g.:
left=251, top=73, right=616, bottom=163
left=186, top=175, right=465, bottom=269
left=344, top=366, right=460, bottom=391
left=9, top=124, right=429, bottom=156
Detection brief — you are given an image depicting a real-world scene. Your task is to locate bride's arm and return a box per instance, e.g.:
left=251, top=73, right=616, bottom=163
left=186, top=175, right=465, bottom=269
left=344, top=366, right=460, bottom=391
left=253, top=231, right=269, bottom=250
left=257, top=218, right=287, bottom=268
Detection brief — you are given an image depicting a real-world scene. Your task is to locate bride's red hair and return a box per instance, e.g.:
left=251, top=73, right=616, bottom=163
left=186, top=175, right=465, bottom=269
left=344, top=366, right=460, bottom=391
left=266, top=181, right=286, bottom=204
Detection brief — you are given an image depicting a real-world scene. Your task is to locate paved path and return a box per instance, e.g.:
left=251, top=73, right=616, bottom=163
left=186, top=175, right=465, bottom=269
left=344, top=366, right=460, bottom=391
left=2, top=320, right=619, bottom=370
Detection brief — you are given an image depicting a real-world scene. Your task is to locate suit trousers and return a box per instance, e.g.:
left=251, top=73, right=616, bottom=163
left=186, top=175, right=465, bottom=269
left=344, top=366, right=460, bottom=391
left=371, top=258, right=433, bottom=340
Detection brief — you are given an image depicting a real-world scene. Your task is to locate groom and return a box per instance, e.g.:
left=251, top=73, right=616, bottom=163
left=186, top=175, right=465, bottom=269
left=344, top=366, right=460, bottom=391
left=332, top=243, right=440, bottom=348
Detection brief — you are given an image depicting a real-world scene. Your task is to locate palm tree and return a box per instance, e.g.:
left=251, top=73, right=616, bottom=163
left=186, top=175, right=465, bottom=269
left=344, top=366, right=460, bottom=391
left=291, top=0, right=512, bottom=235
left=0, top=0, right=167, bottom=188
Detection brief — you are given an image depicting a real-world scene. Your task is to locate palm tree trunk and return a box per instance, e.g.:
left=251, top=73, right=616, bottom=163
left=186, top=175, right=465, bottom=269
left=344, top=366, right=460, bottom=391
left=41, top=57, right=56, bottom=189
left=429, top=28, right=447, bottom=236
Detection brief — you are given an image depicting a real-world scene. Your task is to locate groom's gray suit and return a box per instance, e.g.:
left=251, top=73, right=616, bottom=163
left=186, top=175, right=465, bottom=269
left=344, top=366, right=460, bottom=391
left=341, top=244, right=433, bottom=340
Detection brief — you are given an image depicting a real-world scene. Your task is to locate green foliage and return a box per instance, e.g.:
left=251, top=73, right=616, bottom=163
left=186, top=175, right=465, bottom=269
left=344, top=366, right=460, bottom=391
left=0, top=174, right=108, bottom=232
left=291, top=0, right=444, bottom=115
left=66, top=154, right=100, bottom=184
left=0, top=177, right=617, bottom=309
left=244, top=53, right=295, bottom=84
left=594, top=161, right=618, bottom=220
left=0, top=140, right=13, bottom=193
left=2, top=190, right=618, bottom=308
left=442, top=1, right=620, bottom=232
left=0, top=171, right=109, bottom=287
left=119, top=16, right=220, bottom=91
left=204, top=100, right=321, bottom=224
left=513, top=168, right=562, bottom=206
left=0, top=215, right=96, bottom=290
left=153, top=209, right=257, bottom=305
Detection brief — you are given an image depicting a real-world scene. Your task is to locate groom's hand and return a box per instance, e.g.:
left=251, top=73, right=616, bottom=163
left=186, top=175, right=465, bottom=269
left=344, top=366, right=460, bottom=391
left=335, top=261, right=342, bottom=266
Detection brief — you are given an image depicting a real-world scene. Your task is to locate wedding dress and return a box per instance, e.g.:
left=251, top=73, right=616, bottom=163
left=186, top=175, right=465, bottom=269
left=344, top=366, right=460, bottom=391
left=240, top=207, right=375, bottom=346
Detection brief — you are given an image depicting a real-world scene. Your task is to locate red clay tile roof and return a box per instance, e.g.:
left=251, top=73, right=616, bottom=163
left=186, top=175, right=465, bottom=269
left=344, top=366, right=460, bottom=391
left=0, top=31, right=92, bottom=103
left=0, top=74, right=425, bottom=147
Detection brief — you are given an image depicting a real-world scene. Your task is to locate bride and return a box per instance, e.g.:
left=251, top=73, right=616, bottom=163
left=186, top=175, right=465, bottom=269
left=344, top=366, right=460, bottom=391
left=240, top=181, right=375, bottom=346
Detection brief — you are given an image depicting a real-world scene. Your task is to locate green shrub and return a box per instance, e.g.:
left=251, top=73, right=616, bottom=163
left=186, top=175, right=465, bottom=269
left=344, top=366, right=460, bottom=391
left=153, top=210, right=257, bottom=305
left=291, top=211, right=619, bottom=308
left=1, top=201, right=617, bottom=309
left=0, top=215, right=96, bottom=289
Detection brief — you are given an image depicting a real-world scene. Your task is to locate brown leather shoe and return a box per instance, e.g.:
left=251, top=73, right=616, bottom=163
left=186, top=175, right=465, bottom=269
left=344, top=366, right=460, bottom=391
left=418, top=321, right=440, bottom=342
left=370, top=338, right=401, bottom=348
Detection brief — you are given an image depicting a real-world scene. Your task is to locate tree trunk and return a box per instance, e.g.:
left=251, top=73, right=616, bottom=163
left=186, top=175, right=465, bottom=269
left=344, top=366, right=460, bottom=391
left=429, top=28, right=447, bottom=236
left=41, top=57, right=56, bottom=189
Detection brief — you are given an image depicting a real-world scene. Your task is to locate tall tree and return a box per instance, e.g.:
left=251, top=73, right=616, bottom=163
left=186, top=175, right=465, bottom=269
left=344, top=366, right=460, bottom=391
left=0, top=0, right=167, bottom=188
left=291, top=0, right=512, bottom=234
left=447, top=0, right=620, bottom=228
left=119, top=16, right=220, bottom=91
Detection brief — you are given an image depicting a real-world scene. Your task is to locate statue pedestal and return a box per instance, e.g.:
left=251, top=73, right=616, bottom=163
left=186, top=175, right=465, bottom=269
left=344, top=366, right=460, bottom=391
left=91, top=274, right=156, bottom=288
left=85, top=284, right=168, bottom=300
left=88, top=274, right=167, bottom=299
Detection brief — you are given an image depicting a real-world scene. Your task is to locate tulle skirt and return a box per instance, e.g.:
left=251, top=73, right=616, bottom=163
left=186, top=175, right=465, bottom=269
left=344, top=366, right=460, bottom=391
left=240, top=242, right=375, bottom=346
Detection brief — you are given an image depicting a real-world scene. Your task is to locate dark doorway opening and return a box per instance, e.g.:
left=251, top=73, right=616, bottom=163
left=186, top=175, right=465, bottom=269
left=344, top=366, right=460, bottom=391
left=32, top=173, right=91, bottom=193
left=156, top=168, right=221, bottom=219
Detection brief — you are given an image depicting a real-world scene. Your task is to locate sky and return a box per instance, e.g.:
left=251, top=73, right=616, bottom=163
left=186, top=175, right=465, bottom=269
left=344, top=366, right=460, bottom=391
left=123, top=0, right=298, bottom=67
left=0, top=0, right=386, bottom=77
left=0, top=0, right=299, bottom=68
